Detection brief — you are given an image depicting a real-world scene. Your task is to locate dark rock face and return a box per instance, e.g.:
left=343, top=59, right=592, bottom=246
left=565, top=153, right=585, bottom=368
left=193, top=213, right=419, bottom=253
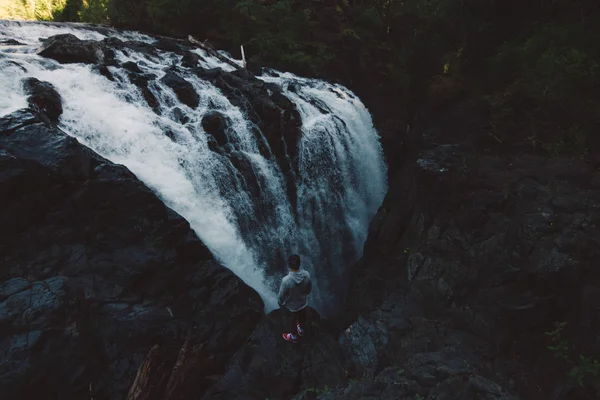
left=93, top=64, right=115, bottom=81
left=348, top=99, right=600, bottom=399
left=123, top=61, right=143, bottom=74
left=155, top=37, right=184, bottom=54
left=160, top=72, right=199, bottom=109
left=37, top=33, right=113, bottom=64
left=129, top=72, right=160, bottom=113
left=182, top=51, right=201, bottom=68
left=202, top=308, right=347, bottom=400
left=246, top=55, right=263, bottom=76
left=202, top=111, right=228, bottom=146
left=0, top=107, right=264, bottom=400
left=1, top=39, right=25, bottom=46
left=21, top=78, right=63, bottom=122
left=101, top=37, right=157, bottom=58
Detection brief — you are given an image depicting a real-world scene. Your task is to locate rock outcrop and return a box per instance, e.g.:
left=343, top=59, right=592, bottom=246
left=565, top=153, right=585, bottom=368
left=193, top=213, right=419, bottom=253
left=0, top=83, right=264, bottom=400
left=202, top=308, right=347, bottom=400
left=346, top=99, right=600, bottom=399
left=37, top=33, right=113, bottom=64
left=160, top=71, right=199, bottom=109
left=21, top=77, right=63, bottom=122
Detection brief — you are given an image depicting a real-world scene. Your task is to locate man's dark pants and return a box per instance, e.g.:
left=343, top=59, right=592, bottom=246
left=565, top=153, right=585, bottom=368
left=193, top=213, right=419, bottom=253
left=287, top=306, right=310, bottom=333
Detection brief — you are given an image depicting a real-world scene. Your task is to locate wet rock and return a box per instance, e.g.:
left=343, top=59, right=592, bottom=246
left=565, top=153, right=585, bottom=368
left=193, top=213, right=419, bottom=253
left=246, top=55, right=263, bottom=75
left=202, top=308, right=346, bottom=400
left=93, top=64, right=114, bottom=81
left=160, top=72, right=199, bottom=109
left=155, top=37, right=184, bottom=54
left=1, top=39, right=25, bottom=45
left=0, top=109, right=264, bottom=400
left=192, top=67, right=222, bottom=81
left=182, top=51, right=201, bottom=68
left=123, top=41, right=157, bottom=57
left=129, top=72, right=160, bottom=113
left=165, top=130, right=178, bottom=142
left=21, top=78, right=63, bottom=122
left=201, top=111, right=228, bottom=146
left=122, top=61, right=143, bottom=74
left=171, top=107, right=190, bottom=124
left=100, top=37, right=157, bottom=58
left=101, top=37, right=124, bottom=48
left=339, top=315, right=389, bottom=377
left=37, top=33, right=112, bottom=64
left=427, top=375, right=519, bottom=400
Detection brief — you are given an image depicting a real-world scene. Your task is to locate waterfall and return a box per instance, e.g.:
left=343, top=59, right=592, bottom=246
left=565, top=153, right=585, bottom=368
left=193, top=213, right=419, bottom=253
left=0, top=20, right=387, bottom=316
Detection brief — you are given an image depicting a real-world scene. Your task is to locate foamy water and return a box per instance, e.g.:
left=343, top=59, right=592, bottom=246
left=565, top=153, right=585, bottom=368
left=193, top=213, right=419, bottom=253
left=0, top=21, right=387, bottom=315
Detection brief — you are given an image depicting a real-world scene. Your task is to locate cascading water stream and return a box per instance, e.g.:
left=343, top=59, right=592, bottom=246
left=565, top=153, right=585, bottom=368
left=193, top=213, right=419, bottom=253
left=0, top=20, right=387, bottom=316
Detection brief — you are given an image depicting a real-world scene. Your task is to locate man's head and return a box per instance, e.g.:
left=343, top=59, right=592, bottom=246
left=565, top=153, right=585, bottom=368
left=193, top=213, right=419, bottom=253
left=288, top=254, right=300, bottom=271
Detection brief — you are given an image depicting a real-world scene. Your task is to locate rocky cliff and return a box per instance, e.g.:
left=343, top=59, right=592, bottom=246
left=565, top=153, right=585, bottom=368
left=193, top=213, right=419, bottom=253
left=2, top=27, right=600, bottom=400
left=345, top=99, right=600, bottom=399
left=122, top=98, right=600, bottom=400
left=0, top=81, right=263, bottom=400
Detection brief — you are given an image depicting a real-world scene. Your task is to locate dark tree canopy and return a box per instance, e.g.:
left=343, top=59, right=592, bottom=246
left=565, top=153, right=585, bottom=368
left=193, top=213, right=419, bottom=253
left=3, top=0, right=600, bottom=155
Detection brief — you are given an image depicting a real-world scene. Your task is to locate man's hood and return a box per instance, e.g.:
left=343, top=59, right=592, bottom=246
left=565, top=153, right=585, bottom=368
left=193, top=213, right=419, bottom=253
left=289, top=269, right=309, bottom=284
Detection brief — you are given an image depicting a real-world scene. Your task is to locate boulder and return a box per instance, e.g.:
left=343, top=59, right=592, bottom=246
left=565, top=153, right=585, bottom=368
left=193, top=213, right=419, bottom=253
left=246, top=55, right=263, bottom=76
left=21, top=78, right=63, bottom=122
left=101, top=37, right=157, bottom=58
left=201, top=308, right=346, bottom=400
left=93, top=64, right=115, bottom=81
left=123, top=61, right=143, bottom=74
left=155, top=37, right=183, bottom=53
left=182, top=51, right=201, bottom=68
left=0, top=108, right=264, bottom=400
left=37, top=33, right=112, bottom=64
left=1, top=39, right=25, bottom=46
left=160, top=72, right=199, bottom=109
left=129, top=72, right=160, bottom=113
left=339, top=315, right=389, bottom=377
left=201, top=111, right=228, bottom=146
left=171, top=107, right=190, bottom=125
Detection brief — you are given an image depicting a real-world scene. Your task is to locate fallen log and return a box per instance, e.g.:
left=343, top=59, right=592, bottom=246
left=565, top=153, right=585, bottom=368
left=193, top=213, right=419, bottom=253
left=126, top=339, right=224, bottom=400
left=126, top=344, right=172, bottom=400
left=187, top=35, right=242, bottom=70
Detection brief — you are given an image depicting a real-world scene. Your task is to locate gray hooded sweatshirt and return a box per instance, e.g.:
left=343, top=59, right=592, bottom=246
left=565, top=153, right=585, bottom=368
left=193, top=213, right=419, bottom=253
left=277, top=269, right=312, bottom=312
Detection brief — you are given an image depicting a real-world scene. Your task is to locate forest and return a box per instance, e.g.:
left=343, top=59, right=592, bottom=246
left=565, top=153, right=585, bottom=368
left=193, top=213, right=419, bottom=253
left=2, top=0, right=600, bottom=156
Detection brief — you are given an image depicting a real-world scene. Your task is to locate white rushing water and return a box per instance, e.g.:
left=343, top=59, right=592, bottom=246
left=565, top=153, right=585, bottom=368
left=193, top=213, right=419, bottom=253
left=0, top=20, right=387, bottom=315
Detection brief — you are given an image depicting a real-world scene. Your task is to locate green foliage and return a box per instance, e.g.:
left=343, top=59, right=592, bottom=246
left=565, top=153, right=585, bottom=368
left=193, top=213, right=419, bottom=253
left=78, top=0, right=109, bottom=23
left=545, top=321, right=570, bottom=360
left=545, top=321, right=600, bottom=390
left=304, top=384, right=331, bottom=396
left=8, top=0, right=600, bottom=156
left=568, top=355, right=600, bottom=388
left=0, top=0, right=67, bottom=20
left=486, top=21, right=600, bottom=155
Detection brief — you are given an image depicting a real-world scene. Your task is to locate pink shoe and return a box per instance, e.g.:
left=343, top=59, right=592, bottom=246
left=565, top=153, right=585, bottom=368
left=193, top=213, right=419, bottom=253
left=296, top=323, right=304, bottom=337
left=282, top=333, right=297, bottom=343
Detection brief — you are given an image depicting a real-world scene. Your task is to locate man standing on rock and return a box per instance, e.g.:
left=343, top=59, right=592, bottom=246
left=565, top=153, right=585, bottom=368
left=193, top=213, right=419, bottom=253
left=278, top=254, right=312, bottom=343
